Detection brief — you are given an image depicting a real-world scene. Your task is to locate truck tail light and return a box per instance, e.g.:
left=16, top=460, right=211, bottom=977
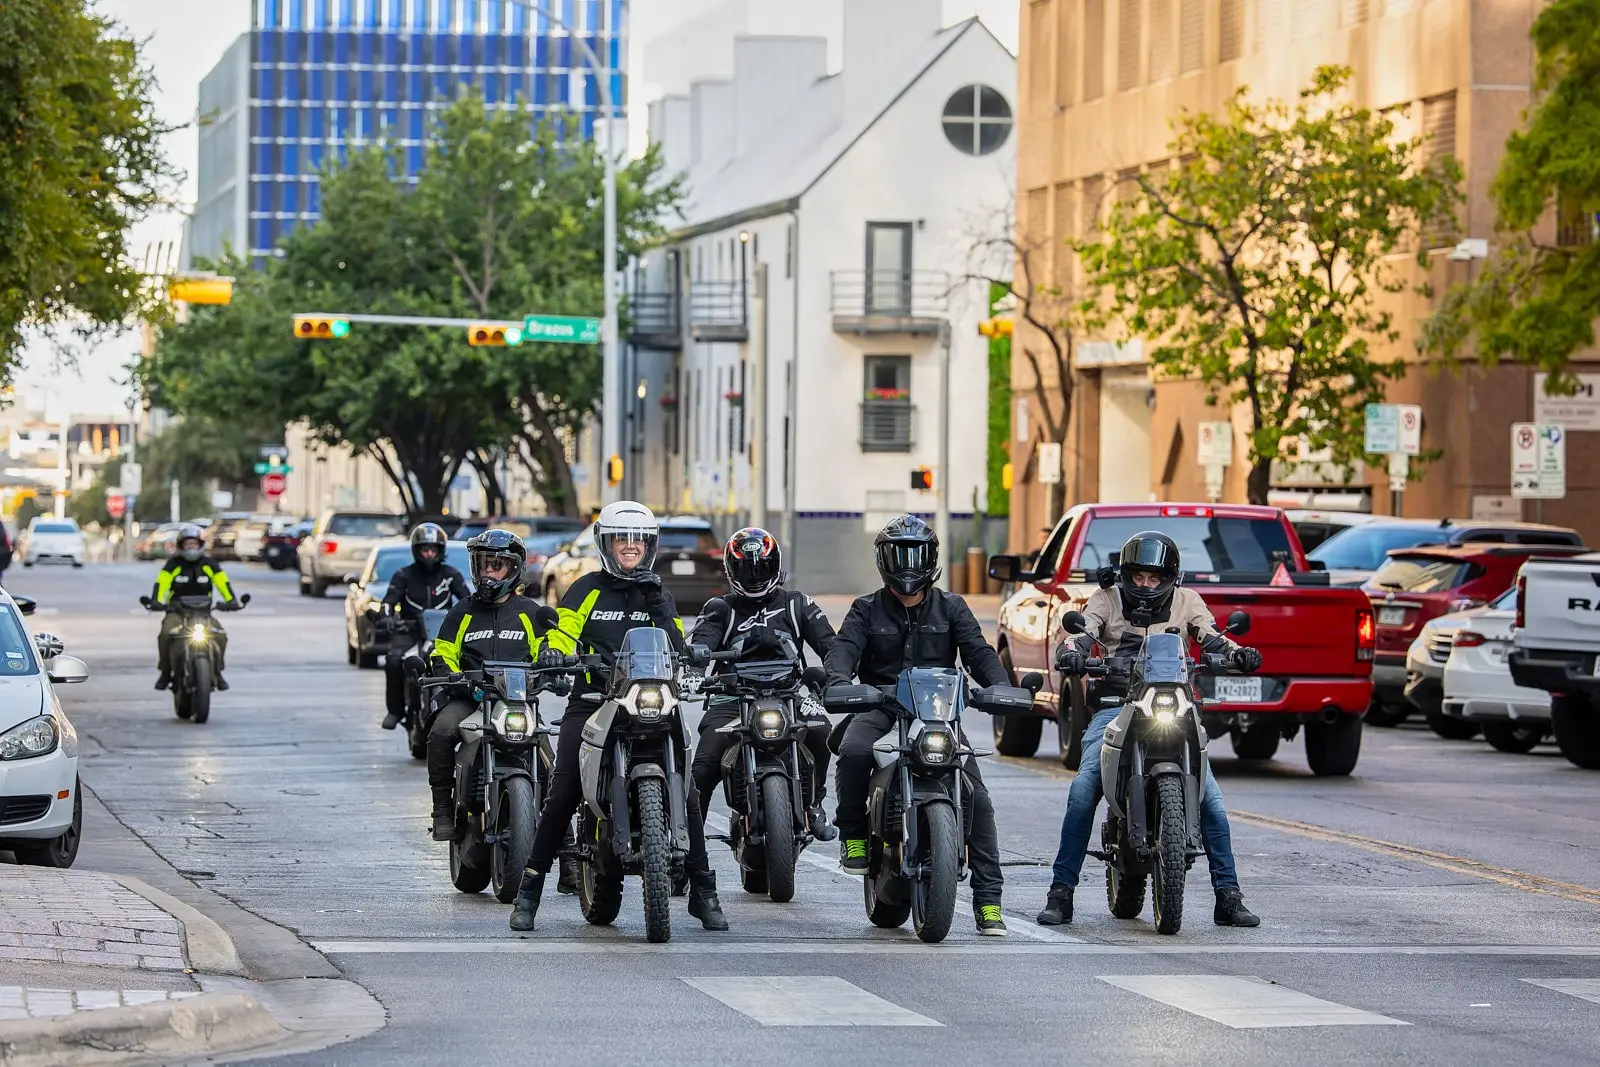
left=1161, top=506, right=1212, bottom=517
left=321, top=540, right=339, bottom=555
left=1515, top=573, right=1526, bottom=630
left=1453, top=631, right=1487, bottom=648
left=1356, top=608, right=1375, bottom=661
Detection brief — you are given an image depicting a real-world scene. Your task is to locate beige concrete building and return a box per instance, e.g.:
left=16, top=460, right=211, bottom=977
left=1010, top=0, right=1600, bottom=551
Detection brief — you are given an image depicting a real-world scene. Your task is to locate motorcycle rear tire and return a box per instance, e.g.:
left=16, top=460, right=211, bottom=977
left=190, top=658, right=213, bottom=724
left=449, top=836, right=491, bottom=894
left=761, top=776, right=798, bottom=904
left=637, top=777, right=674, bottom=944
left=911, top=803, right=959, bottom=944
left=1150, top=776, right=1187, bottom=935
left=491, top=777, right=538, bottom=904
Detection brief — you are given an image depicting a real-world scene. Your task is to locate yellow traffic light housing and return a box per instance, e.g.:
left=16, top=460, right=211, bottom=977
left=1001, top=462, right=1014, bottom=491
left=294, top=316, right=350, bottom=339
left=606, top=455, right=624, bottom=486
left=910, top=467, right=933, bottom=492
left=467, top=324, right=524, bottom=347
left=167, top=275, right=234, bottom=305
left=978, top=317, right=1014, bottom=338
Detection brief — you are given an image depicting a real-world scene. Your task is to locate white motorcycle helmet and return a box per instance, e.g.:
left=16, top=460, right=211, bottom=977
left=595, top=500, right=660, bottom=582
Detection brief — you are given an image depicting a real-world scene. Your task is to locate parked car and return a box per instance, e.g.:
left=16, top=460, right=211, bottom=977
left=262, top=518, right=313, bottom=571
left=232, top=514, right=285, bottom=562
left=523, top=531, right=571, bottom=595
left=541, top=516, right=724, bottom=614
left=135, top=522, right=183, bottom=561
left=1509, top=552, right=1600, bottom=769
left=1401, top=587, right=1516, bottom=739
left=1284, top=510, right=1382, bottom=554
left=1366, top=543, right=1589, bottom=728
left=202, top=512, right=255, bottom=562
left=344, top=541, right=473, bottom=667
left=298, top=511, right=406, bottom=597
left=1310, top=518, right=1584, bottom=587
left=453, top=515, right=586, bottom=542
left=1439, top=589, right=1550, bottom=753
left=0, top=590, right=89, bottom=867
left=988, top=502, right=1376, bottom=776
left=19, top=518, right=86, bottom=568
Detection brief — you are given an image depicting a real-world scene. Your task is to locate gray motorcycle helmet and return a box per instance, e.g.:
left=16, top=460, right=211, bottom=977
left=177, top=523, right=205, bottom=563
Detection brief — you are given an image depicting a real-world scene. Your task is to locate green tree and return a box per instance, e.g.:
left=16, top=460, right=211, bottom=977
left=1421, top=0, right=1600, bottom=383
left=1079, top=66, right=1460, bottom=504
left=144, top=95, right=681, bottom=517
left=0, top=0, right=175, bottom=372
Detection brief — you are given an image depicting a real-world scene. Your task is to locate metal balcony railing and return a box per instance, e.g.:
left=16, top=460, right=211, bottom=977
left=830, top=270, right=949, bottom=335
left=627, top=291, right=681, bottom=348
left=689, top=280, right=748, bottom=341
left=860, top=400, right=916, bottom=453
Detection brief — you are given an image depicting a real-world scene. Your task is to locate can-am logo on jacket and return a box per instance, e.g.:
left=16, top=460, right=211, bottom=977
left=589, top=610, right=652, bottom=622
left=463, top=628, right=526, bottom=641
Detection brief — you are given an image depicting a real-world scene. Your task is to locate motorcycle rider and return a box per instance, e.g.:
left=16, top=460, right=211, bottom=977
left=151, top=524, right=240, bottom=691
left=1037, top=530, right=1262, bottom=929
left=377, top=523, right=469, bottom=730
left=427, top=529, right=544, bottom=842
left=688, top=528, right=837, bottom=842
left=825, top=514, right=1012, bottom=937
left=508, top=501, right=728, bottom=934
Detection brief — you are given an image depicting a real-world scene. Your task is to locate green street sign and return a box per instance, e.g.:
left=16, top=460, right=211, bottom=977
left=523, top=314, right=602, bottom=345
left=253, top=462, right=294, bottom=474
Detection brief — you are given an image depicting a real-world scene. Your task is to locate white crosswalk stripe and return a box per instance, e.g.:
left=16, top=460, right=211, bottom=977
left=1097, top=975, right=1409, bottom=1028
left=1523, top=978, right=1600, bottom=1005
left=682, top=976, right=942, bottom=1026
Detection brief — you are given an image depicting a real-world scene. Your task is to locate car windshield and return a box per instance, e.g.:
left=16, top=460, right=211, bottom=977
left=1310, top=525, right=1443, bottom=570
left=612, top=627, right=675, bottom=684
left=33, top=523, right=75, bottom=535
left=660, top=528, right=718, bottom=553
left=0, top=607, right=38, bottom=676
left=371, top=544, right=471, bottom=583
left=1367, top=556, right=1472, bottom=593
left=329, top=515, right=403, bottom=537
left=525, top=533, right=568, bottom=555
left=1077, top=516, right=1295, bottom=582
left=1136, top=632, right=1190, bottom=684
left=897, top=668, right=962, bottom=722
left=1492, top=587, right=1517, bottom=610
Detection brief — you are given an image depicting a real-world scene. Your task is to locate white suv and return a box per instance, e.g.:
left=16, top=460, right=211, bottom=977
left=297, top=510, right=406, bottom=597
left=20, top=518, right=86, bottom=568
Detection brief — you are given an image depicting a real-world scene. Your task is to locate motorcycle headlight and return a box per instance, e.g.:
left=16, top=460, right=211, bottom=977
left=916, top=728, right=955, bottom=765
left=1148, top=689, right=1181, bottom=725
left=502, top=710, right=530, bottom=742
left=0, top=715, right=58, bottom=760
left=755, top=707, right=787, bottom=740
left=633, top=684, right=666, bottom=722
left=189, top=624, right=208, bottom=643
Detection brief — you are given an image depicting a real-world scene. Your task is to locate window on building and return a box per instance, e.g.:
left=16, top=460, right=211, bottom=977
left=1149, top=0, right=1175, bottom=82
left=1029, top=1, right=1055, bottom=110
left=861, top=355, right=913, bottom=453
left=1055, top=0, right=1077, bottom=107
left=1422, top=92, right=1458, bottom=247
left=1052, top=183, right=1078, bottom=290
left=1082, top=175, right=1107, bottom=242
left=1294, top=0, right=1334, bottom=37
left=1084, top=0, right=1107, bottom=98
left=1340, top=0, right=1368, bottom=24
left=865, top=222, right=913, bottom=314
left=1256, top=0, right=1289, bottom=50
left=1557, top=201, right=1598, bottom=248
left=1219, top=0, right=1245, bottom=59
left=940, top=84, right=1014, bottom=156
left=1117, top=0, right=1142, bottom=90
left=1180, top=0, right=1204, bottom=71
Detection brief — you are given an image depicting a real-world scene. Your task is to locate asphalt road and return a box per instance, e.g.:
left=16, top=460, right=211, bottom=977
left=16, top=561, right=1600, bottom=1066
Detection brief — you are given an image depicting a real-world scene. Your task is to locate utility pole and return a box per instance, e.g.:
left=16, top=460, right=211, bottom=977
left=750, top=264, right=769, bottom=531
left=935, top=320, right=952, bottom=591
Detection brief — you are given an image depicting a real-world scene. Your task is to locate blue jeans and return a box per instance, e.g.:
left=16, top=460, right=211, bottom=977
left=1049, top=706, right=1239, bottom=892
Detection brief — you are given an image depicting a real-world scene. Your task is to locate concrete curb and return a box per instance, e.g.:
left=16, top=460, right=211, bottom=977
left=110, top=875, right=245, bottom=977
left=0, top=992, right=285, bottom=1067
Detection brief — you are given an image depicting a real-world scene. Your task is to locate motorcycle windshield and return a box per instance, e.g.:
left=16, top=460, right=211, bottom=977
left=613, top=627, right=676, bottom=686
left=1138, top=632, right=1189, bottom=684
left=496, top=667, right=528, bottom=701
left=896, top=668, right=963, bottom=722
left=420, top=609, right=449, bottom=640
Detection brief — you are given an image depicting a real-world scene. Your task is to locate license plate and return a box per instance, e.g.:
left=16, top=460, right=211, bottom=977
left=671, top=560, right=695, bottom=575
left=1214, top=677, right=1263, bottom=703
left=1378, top=607, right=1406, bottom=626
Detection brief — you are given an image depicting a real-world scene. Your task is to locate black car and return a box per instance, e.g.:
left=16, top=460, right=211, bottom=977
left=453, top=515, right=587, bottom=542
left=654, top=517, right=725, bottom=614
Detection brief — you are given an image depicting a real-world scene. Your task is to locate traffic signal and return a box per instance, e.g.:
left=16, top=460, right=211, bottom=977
left=606, top=455, right=624, bottom=485
left=167, top=275, right=234, bottom=305
left=293, top=316, right=350, bottom=339
left=467, top=324, right=524, bottom=347
left=910, top=467, right=933, bottom=491
left=1001, top=462, right=1014, bottom=491
left=978, top=317, right=1014, bottom=338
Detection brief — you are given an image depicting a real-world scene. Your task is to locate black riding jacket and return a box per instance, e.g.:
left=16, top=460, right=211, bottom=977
left=825, top=587, right=1008, bottom=689
left=430, top=593, right=544, bottom=674
left=153, top=555, right=235, bottom=608
left=538, top=571, right=685, bottom=697
left=381, top=563, right=469, bottom=621
left=690, top=589, right=836, bottom=666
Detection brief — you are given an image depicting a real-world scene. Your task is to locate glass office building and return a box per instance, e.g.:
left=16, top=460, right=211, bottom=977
left=187, top=0, right=626, bottom=264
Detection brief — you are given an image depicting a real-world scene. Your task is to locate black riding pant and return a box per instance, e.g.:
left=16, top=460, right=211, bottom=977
left=527, top=702, right=711, bottom=880
left=692, top=700, right=831, bottom=827
left=427, top=698, right=475, bottom=802
left=383, top=658, right=407, bottom=718
left=158, top=611, right=227, bottom=674
left=834, top=708, right=1004, bottom=907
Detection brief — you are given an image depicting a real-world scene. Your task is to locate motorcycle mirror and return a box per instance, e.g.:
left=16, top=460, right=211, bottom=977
left=1019, top=671, right=1044, bottom=694
left=532, top=605, right=560, bottom=636
left=239, top=593, right=252, bottom=607
left=1063, top=611, right=1088, bottom=635
left=14, top=596, right=36, bottom=616
left=1226, top=610, right=1251, bottom=636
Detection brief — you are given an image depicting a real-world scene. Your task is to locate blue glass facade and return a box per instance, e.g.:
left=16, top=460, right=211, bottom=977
left=245, top=0, right=626, bottom=259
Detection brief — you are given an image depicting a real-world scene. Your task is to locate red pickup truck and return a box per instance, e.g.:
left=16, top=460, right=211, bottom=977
left=987, top=503, right=1376, bottom=776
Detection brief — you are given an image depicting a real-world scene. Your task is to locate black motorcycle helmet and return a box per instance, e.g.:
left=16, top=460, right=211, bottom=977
left=177, top=523, right=205, bottom=563
left=409, top=522, right=447, bottom=570
left=874, top=514, right=941, bottom=598
left=1116, top=531, right=1182, bottom=627
left=724, top=527, right=782, bottom=599
left=466, top=529, right=526, bottom=602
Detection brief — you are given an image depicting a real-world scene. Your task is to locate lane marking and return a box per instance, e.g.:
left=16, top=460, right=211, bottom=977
left=682, top=976, right=941, bottom=1027
left=1000, top=755, right=1600, bottom=907
left=1097, top=975, right=1408, bottom=1028
left=1523, top=978, right=1600, bottom=1006
left=312, top=939, right=1600, bottom=957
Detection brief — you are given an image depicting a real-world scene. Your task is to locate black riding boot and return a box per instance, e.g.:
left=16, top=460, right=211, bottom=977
left=509, top=870, right=545, bottom=932
left=1037, top=883, right=1073, bottom=925
left=687, top=871, right=729, bottom=931
left=430, top=789, right=453, bottom=841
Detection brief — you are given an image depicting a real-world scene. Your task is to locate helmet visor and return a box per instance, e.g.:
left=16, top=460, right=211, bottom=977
left=878, top=541, right=937, bottom=578
left=1122, top=537, right=1179, bottom=574
left=598, top=530, right=659, bottom=578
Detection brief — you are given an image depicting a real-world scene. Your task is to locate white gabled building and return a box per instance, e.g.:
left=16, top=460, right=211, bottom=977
left=627, top=0, right=1016, bottom=593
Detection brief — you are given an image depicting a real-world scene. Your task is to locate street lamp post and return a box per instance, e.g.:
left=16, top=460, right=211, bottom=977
left=506, top=0, right=620, bottom=505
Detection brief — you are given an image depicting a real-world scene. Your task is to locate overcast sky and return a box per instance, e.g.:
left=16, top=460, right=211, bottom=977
left=15, top=0, right=1018, bottom=422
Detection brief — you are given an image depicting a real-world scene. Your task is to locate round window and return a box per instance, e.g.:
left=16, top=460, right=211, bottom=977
left=941, top=84, right=1013, bottom=156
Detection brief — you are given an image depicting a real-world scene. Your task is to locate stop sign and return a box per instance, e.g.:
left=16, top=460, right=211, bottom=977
left=260, top=472, right=287, bottom=499
left=105, top=492, right=126, bottom=519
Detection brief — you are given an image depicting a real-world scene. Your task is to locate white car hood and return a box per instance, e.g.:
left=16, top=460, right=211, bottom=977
left=0, top=674, right=47, bottom=731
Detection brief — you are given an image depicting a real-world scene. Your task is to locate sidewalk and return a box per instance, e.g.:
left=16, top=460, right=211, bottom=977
left=0, top=866, right=187, bottom=972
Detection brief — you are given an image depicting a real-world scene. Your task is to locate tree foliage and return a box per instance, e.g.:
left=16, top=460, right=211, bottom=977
left=1079, top=66, right=1460, bottom=504
left=143, top=95, right=682, bottom=516
left=0, top=0, right=175, bottom=372
left=1421, top=0, right=1600, bottom=385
